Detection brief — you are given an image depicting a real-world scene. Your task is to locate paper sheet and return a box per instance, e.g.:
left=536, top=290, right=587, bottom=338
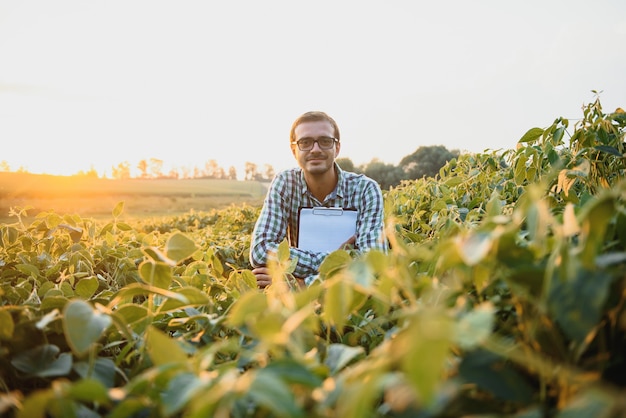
left=297, top=207, right=358, bottom=253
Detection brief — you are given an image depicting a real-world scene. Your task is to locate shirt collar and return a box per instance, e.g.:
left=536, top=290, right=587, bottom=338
left=298, top=162, right=345, bottom=201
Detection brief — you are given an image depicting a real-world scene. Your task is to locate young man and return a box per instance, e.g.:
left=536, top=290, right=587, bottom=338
left=249, top=111, right=387, bottom=288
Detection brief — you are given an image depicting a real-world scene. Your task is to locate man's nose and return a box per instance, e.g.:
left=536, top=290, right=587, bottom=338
left=310, top=140, right=323, bottom=151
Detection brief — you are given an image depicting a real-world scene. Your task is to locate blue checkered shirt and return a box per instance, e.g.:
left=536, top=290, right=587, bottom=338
left=249, top=164, right=386, bottom=284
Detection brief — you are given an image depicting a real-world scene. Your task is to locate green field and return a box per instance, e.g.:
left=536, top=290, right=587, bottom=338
left=0, top=172, right=267, bottom=223
left=0, top=99, right=625, bottom=417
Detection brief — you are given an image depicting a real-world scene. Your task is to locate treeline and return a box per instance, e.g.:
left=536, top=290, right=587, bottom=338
left=0, top=145, right=458, bottom=187
left=339, top=145, right=460, bottom=189
left=110, top=159, right=276, bottom=181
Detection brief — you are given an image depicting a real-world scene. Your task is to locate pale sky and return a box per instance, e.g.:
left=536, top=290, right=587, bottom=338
left=1, top=0, right=624, bottom=178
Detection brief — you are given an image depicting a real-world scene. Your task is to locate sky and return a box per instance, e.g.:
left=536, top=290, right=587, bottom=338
left=0, top=0, right=624, bottom=178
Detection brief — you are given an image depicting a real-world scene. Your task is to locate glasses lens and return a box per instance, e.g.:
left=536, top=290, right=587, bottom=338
left=296, top=137, right=335, bottom=151
left=318, top=137, right=335, bottom=148
left=298, top=138, right=314, bottom=150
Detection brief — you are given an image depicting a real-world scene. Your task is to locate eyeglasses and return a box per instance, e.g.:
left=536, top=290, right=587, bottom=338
left=292, top=136, right=338, bottom=151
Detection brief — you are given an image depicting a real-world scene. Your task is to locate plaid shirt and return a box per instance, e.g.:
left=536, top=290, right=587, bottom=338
left=249, top=164, right=386, bottom=282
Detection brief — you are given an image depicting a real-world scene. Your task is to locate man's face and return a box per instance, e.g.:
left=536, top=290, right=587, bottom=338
left=291, top=120, right=340, bottom=176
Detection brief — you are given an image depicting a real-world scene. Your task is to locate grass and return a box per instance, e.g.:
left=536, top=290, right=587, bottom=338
left=0, top=172, right=267, bottom=223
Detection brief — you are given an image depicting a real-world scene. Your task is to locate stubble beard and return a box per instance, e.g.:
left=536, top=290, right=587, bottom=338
left=304, top=154, right=333, bottom=176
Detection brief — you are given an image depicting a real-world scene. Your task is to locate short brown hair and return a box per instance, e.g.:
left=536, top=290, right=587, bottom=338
left=289, top=111, right=340, bottom=143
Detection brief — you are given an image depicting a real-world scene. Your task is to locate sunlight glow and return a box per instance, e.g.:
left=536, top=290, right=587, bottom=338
left=1, top=1, right=624, bottom=177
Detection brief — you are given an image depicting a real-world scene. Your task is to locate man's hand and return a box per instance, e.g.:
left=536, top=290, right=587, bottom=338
left=252, top=266, right=305, bottom=289
left=252, top=266, right=272, bottom=289
left=339, top=235, right=356, bottom=250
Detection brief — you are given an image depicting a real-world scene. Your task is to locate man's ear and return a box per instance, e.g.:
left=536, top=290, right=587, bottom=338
left=335, top=141, right=341, bottom=157
left=290, top=144, right=297, bottom=157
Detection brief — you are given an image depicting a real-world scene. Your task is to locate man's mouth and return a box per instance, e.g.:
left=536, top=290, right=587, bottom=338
left=307, top=154, right=326, bottom=161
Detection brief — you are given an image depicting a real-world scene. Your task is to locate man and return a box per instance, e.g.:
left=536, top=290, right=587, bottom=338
left=249, top=111, right=387, bottom=288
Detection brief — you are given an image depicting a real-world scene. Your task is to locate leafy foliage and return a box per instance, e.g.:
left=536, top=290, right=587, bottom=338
left=1, top=98, right=625, bottom=417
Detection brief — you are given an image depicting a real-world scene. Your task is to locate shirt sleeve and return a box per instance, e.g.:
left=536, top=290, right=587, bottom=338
left=249, top=174, right=328, bottom=278
left=249, top=175, right=289, bottom=268
left=355, top=179, right=387, bottom=253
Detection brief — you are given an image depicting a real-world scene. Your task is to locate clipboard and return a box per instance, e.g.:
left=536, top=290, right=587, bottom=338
left=297, top=207, right=358, bottom=253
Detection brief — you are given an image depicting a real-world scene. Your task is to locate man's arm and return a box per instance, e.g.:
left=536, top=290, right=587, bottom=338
left=354, top=180, right=387, bottom=253
left=249, top=174, right=329, bottom=278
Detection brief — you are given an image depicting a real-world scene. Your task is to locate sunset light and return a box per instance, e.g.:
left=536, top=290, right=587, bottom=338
left=1, top=1, right=625, bottom=178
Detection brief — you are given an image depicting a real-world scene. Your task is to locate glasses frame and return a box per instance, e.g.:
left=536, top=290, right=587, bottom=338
left=292, top=136, right=339, bottom=151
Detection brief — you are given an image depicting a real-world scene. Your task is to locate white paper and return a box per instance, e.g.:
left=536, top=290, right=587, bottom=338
left=297, top=207, right=358, bottom=253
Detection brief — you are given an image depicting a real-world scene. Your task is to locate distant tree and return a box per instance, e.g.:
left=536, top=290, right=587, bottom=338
left=244, top=162, right=258, bottom=181
left=336, top=157, right=357, bottom=172
left=399, top=145, right=459, bottom=179
left=176, top=166, right=187, bottom=179
left=227, top=166, right=238, bottom=180
left=0, top=161, right=10, bottom=172
left=112, top=162, right=132, bottom=180
left=262, top=164, right=275, bottom=181
left=167, top=168, right=180, bottom=179
left=149, top=158, right=164, bottom=178
left=77, top=166, right=100, bottom=178
left=137, top=160, right=149, bottom=178
left=361, top=159, right=404, bottom=190
left=204, top=159, right=222, bottom=179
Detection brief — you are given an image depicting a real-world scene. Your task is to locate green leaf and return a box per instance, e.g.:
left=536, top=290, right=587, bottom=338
left=63, top=299, right=112, bottom=356
left=112, top=201, right=125, bottom=218
left=159, top=287, right=210, bottom=312
left=548, top=267, right=613, bottom=344
left=116, top=222, right=133, bottom=231
left=16, top=263, right=40, bottom=278
left=555, top=387, right=617, bottom=418
left=67, top=378, right=110, bottom=405
left=514, top=154, right=528, bottom=185
left=323, top=277, right=353, bottom=330
left=325, top=343, right=364, bottom=375
left=594, top=145, right=622, bottom=157
left=455, top=303, right=495, bottom=349
left=11, top=344, right=73, bottom=377
left=75, top=276, right=99, bottom=299
left=459, top=349, right=534, bottom=403
left=249, top=369, right=304, bottom=418
left=16, top=389, right=53, bottom=418
left=145, top=326, right=188, bottom=366
left=578, top=193, right=615, bottom=268
left=553, top=126, right=565, bottom=144
left=161, top=373, right=205, bottom=416
left=40, top=295, right=70, bottom=312
left=142, top=246, right=176, bottom=266
left=319, top=250, right=352, bottom=278
left=139, top=260, right=173, bottom=289
left=107, top=398, right=149, bottom=418
left=112, top=304, right=151, bottom=333
left=165, top=232, right=198, bottom=263
left=110, top=283, right=189, bottom=304
left=518, top=127, right=544, bottom=143
left=444, top=176, right=464, bottom=187
left=73, top=358, right=117, bottom=388
left=396, top=311, right=453, bottom=404
left=485, top=190, right=502, bottom=217
left=227, top=291, right=268, bottom=328
left=455, top=232, right=493, bottom=266
left=264, top=359, right=324, bottom=387
left=0, top=309, right=14, bottom=340
left=276, top=238, right=291, bottom=263
left=45, top=212, right=63, bottom=228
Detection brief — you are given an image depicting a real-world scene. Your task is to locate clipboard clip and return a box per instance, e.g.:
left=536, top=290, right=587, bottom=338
left=312, top=207, right=344, bottom=216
